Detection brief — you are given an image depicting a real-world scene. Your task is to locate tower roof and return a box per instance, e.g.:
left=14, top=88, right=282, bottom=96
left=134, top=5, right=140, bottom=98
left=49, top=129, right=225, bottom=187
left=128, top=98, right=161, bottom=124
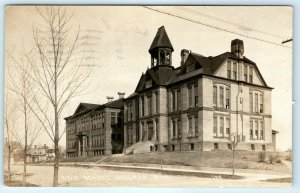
left=149, top=26, right=174, bottom=52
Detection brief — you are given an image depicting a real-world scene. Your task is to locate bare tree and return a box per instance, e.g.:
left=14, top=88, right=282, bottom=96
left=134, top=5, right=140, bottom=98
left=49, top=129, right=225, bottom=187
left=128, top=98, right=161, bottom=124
left=6, top=48, right=44, bottom=186
left=4, top=90, right=18, bottom=182
left=228, top=132, right=241, bottom=178
left=26, top=7, right=92, bottom=186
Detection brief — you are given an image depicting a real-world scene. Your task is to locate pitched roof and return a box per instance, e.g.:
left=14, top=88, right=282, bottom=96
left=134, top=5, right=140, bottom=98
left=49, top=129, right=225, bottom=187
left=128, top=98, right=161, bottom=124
left=64, top=99, right=124, bottom=120
left=73, top=102, right=99, bottom=115
left=167, top=51, right=269, bottom=87
left=103, top=98, right=125, bottom=109
left=135, top=66, right=175, bottom=92
left=149, top=26, right=174, bottom=52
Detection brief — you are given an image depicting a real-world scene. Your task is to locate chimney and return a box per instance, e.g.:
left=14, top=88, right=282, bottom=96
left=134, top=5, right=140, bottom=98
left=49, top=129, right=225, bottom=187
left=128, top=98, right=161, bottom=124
left=181, top=49, right=189, bottom=66
left=34, top=145, right=37, bottom=149
left=118, top=92, right=125, bottom=99
left=106, top=96, right=114, bottom=102
left=44, top=144, right=47, bottom=149
left=231, top=39, right=244, bottom=59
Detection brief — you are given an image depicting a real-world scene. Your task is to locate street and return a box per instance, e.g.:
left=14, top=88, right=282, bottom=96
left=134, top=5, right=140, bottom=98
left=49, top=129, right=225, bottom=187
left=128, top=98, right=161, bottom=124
left=8, top=164, right=291, bottom=187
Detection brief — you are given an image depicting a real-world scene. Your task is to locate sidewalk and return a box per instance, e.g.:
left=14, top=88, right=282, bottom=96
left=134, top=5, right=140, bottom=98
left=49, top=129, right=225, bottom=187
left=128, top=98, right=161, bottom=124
left=36, top=161, right=291, bottom=181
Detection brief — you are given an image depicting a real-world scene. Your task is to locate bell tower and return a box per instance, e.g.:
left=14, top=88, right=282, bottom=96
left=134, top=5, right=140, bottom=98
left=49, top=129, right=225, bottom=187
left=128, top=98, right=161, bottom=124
left=149, top=26, right=174, bottom=68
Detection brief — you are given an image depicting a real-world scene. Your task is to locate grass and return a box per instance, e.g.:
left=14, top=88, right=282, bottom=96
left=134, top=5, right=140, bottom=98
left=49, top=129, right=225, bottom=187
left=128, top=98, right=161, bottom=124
left=4, top=174, right=38, bottom=187
left=57, top=150, right=291, bottom=175
left=261, top=177, right=292, bottom=183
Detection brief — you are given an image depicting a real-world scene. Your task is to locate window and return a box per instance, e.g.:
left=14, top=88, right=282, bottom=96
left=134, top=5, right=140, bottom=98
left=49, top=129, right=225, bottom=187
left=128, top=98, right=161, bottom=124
left=213, top=117, right=217, bottom=137
left=155, top=145, right=158, bottom=151
left=214, top=143, right=219, bottom=150
left=251, top=144, right=255, bottom=151
left=127, top=127, right=131, bottom=144
left=141, top=97, right=145, bottom=116
left=260, top=94, right=264, bottom=113
left=148, top=122, right=153, bottom=141
left=155, top=92, right=159, bottom=113
left=111, top=112, right=117, bottom=125
left=191, top=143, right=194, bottom=151
left=127, top=104, right=131, bottom=121
left=195, top=116, right=198, bottom=136
left=171, top=145, right=175, bottom=151
left=226, top=118, right=230, bottom=134
left=250, top=93, right=253, bottom=113
left=177, top=90, right=181, bottom=110
left=160, top=50, right=165, bottom=65
left=255, top=93, right=258, bottom=113
left=194, top=85, right=198, bottom=107
left=260, top=121, right=264, bottom=139
left=141, top=122, right=145, bottom=141
left=262, top=145, right=266, bottom=151
left=226, top=88, right=230, bottom=109
left=188, top=117, right=193, bottom=136
left=172, top=120, right=176, bottom=138
left=233, top=62, right=237, bottom=80
left=188, top=87, right=193, bottom=107
left=228, top=143, right=232, bottom=150
left=249, top=67, right=253, bottom=83
left=220, top=87, right=224, bottom=108
left=227, top=61, right=231, bottom=79
left=213, top=86, right=217, bottom=107
left=166, top=52, right=171, bottom=65
left=172, top=91, right=176, bottom=111
left=250, top=121, right=253, bottom=139
left=255, top=121, right=259, bottom=139
left=220, top=117, right=224, bottom=136
left=244, top=65, right=248, bottom=82
left=147, top=95, right=152, bottom=115
left=156, top=119, right=159, bottom=140
left=178, top=119, right=181, bottom=139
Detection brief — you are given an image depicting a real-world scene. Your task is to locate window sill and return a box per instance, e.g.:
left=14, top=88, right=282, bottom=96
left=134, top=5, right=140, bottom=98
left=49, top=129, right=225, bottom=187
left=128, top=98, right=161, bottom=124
left=187, top=136, right=198, bottom=139
left=213, top=136, right=229, bottom=139
left=213, top=107, right=230, bottom=111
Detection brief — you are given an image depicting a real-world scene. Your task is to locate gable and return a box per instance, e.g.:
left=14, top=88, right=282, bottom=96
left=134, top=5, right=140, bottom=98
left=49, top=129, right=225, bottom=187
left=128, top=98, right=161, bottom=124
left=213, top=58, right=267, bottom=87
left=73, top=103, right=98, bottom=115
left=135, top=71, right=158, bottom=92
left=252, top=66, right=265, bottom=86
left=74, top=104, right=88, bottom=115
left=180, top=54, right=203, bottom=74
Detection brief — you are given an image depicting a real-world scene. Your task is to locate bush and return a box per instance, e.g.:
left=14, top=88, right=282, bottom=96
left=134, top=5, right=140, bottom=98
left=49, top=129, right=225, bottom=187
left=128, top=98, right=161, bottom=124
left=258, top=151, right=266, bottom=162
left=269, top=154, right=274, bottom=164
left=275, top=159, right=282, bottom=163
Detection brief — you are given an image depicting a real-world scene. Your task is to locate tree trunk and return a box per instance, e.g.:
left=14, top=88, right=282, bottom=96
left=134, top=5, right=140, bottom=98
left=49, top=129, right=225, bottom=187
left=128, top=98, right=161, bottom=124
left=232, top=149, right=235, bottom=178
left=7, top=145, right=11, bottom=182
left=23, top=107, right=28, bottom=187
left=53, top=108, right=60, bottom=186
left=6, top=120, right=11, bottom=182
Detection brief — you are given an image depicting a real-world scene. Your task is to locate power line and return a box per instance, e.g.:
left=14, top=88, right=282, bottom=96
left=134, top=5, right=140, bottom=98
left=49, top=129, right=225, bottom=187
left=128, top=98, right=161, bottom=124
left=282, top=39, right=293, bottom=44
left=143, top=6, right=291, bottom=49
left=179, top=7, right=286, bottom=40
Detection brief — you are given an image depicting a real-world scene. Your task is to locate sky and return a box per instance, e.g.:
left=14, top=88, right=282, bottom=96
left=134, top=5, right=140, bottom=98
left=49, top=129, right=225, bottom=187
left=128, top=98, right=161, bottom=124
left=4, top=6, right=293, bottom=151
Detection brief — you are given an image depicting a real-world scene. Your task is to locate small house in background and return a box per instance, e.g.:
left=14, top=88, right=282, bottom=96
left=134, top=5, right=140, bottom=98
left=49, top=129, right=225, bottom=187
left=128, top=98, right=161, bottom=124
left=26, top=144, right=54, bottom=163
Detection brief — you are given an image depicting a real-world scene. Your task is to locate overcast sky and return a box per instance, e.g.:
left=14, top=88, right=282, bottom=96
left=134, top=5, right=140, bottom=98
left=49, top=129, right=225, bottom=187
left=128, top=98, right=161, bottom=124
left=5, top=6, right=292, bottom=151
